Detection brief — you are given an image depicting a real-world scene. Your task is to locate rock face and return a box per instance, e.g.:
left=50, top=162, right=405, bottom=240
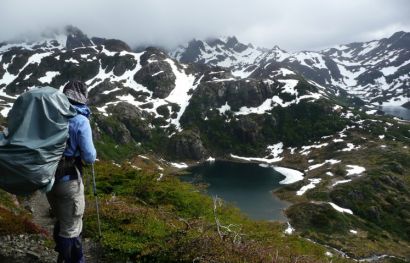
left=109, top=102, right=152, bottom=141
left=176, top=39, right=206, bottom=64
left=168, top=130, right=207, bottom=160
left=95, top=115, right=133, bottom=145
left=134, top=48, right=176, bottom=98
left=192, top=78, right=281, bottom=111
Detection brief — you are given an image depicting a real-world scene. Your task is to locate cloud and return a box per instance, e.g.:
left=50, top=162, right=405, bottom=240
left=0, top=0, right=409, bottom=51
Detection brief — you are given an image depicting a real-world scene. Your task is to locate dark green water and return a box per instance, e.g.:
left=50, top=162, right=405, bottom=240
left=183, top=161, right=289, bottom=221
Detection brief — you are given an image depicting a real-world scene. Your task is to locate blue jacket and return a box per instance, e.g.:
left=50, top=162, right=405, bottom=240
left=64, top=105, right=96, bottom=164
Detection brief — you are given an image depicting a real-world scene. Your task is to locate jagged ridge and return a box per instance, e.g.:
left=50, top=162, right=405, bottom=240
left=171, top=32, right=410, bottom=106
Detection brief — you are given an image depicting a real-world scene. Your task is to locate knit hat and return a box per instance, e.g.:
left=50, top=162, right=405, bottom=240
left=63, top=80, right=88, bottom=104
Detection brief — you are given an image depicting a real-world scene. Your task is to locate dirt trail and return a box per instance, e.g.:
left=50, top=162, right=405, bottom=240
left=28, top=191, right=102, bottom=263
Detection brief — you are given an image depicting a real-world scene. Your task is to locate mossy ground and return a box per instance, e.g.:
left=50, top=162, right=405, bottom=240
left=275, top=113, right=410, bottom=261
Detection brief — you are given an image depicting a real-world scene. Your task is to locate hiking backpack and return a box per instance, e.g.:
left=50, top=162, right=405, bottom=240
left=0, top=87, right=77, bottom=195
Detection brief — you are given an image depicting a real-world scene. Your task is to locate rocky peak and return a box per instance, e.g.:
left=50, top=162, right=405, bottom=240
left=205, top=38, right=225, bottom=47
left=106, top=39, right=131, bottom=52
left=385, top=31, right=410, bottom=50
left=64, top=25, right=93, bottom=49
left=225, top=36, right=239, bottom=48
left=219, top=36, right=249, bottom=53
left=175, top=39, right=206, bottom=64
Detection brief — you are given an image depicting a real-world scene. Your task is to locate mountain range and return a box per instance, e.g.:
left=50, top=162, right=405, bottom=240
left=172, top=32, right=410, bottom=107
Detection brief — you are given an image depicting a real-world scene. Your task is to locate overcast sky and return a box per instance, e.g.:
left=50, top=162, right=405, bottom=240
left=1, top=0, right=409, bottom=51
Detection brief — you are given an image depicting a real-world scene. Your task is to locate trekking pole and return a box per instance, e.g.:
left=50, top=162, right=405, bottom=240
left=91, top=163, right=102, bottom=239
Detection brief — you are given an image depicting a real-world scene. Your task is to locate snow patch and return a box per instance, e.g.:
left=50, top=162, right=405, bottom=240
left=340, top=143, right=361, bottom=152
left=279, top=68, right=295, bottom=76
left=207, top=157, right=215, bottom=163
left=65, top=58, right=79, bottom=64
left=307, top=159, right=341, bottom=171
left=231, top=142, right=284, bottom=164
left=157, top=173, right=164, bottom=181
left=284, top=222, right=294, bottom=235
left=274, top=167, right=304, bottom=185
left=217, top=101, right=231, bottom=115
left=328, top=202, right=353, bottom=215
left=299, top=143, right=328, bottom=155
left=266, top=142, right=283, bottom=159
left=138, top=155, right=149, bottom=160
left=230, top=153, right=282, bottom=164
left=170, top=162, right=188, bottom=169
left=38, top=71, right=60, bottom=84
left=332, top=179, right=352, bottom=187
left=152, top=70, right=164, bottom=77
left=366, top=109, right=378, bottom=115
left=279, top=79, right=298, bottom=95
left=346, top=165, right=366, bottom=176
left=164, top=58, right=198, bottom=130
left=0, top=103, right=14, bottom=117
left=296, top=178, right=321, bottom=195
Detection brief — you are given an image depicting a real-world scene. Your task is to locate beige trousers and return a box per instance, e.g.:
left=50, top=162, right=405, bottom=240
left=47, top=180, right=85, bottom=238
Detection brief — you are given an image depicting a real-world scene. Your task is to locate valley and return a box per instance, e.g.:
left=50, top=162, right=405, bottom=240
left=0, top=26, right=409, bottom=262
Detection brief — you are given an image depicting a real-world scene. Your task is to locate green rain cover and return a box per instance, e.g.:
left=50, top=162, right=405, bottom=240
left=0, top=87, right=77, bottom=195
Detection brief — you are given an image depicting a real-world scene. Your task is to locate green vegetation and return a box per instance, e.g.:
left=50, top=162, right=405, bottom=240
left=94, top=134, right=141, bottom=162
left=330, top=168, right=410, bottom=243
left=277, top=116, right=410, bottom=261
left=82, top=161, right=350, bottom=262
left=271, top=100, right=347, bottom=146
left=181, top=98, right=347, bottom=156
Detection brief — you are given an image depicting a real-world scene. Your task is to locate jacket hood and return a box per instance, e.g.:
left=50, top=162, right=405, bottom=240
left=73, top=104, right=91, bottom=118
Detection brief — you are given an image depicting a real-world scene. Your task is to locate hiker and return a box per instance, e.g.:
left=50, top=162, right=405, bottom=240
left=47, top=80, right=96, bottom=263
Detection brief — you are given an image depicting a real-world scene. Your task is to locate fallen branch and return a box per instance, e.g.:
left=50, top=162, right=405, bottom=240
left=212, top=195, right=244, bottom=245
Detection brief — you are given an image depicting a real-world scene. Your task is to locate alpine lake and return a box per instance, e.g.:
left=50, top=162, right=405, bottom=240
left=381, top=106, right=410, bottom=121
left=181, top=161, right=289, bottom=221
left=181, top=107, right=410, bottom=222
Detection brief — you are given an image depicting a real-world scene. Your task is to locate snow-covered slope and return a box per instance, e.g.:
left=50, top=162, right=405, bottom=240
left=0, top=37, right=198, bottom=131
left=171, top=32, right=410, bottom=106
left=321, top=31, right=410, bottom=106
left=0, top=27, right=324, bottom=133
left=171, top=36, right=267, bottom=78
left=1, top=26, right=347, bottom=162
